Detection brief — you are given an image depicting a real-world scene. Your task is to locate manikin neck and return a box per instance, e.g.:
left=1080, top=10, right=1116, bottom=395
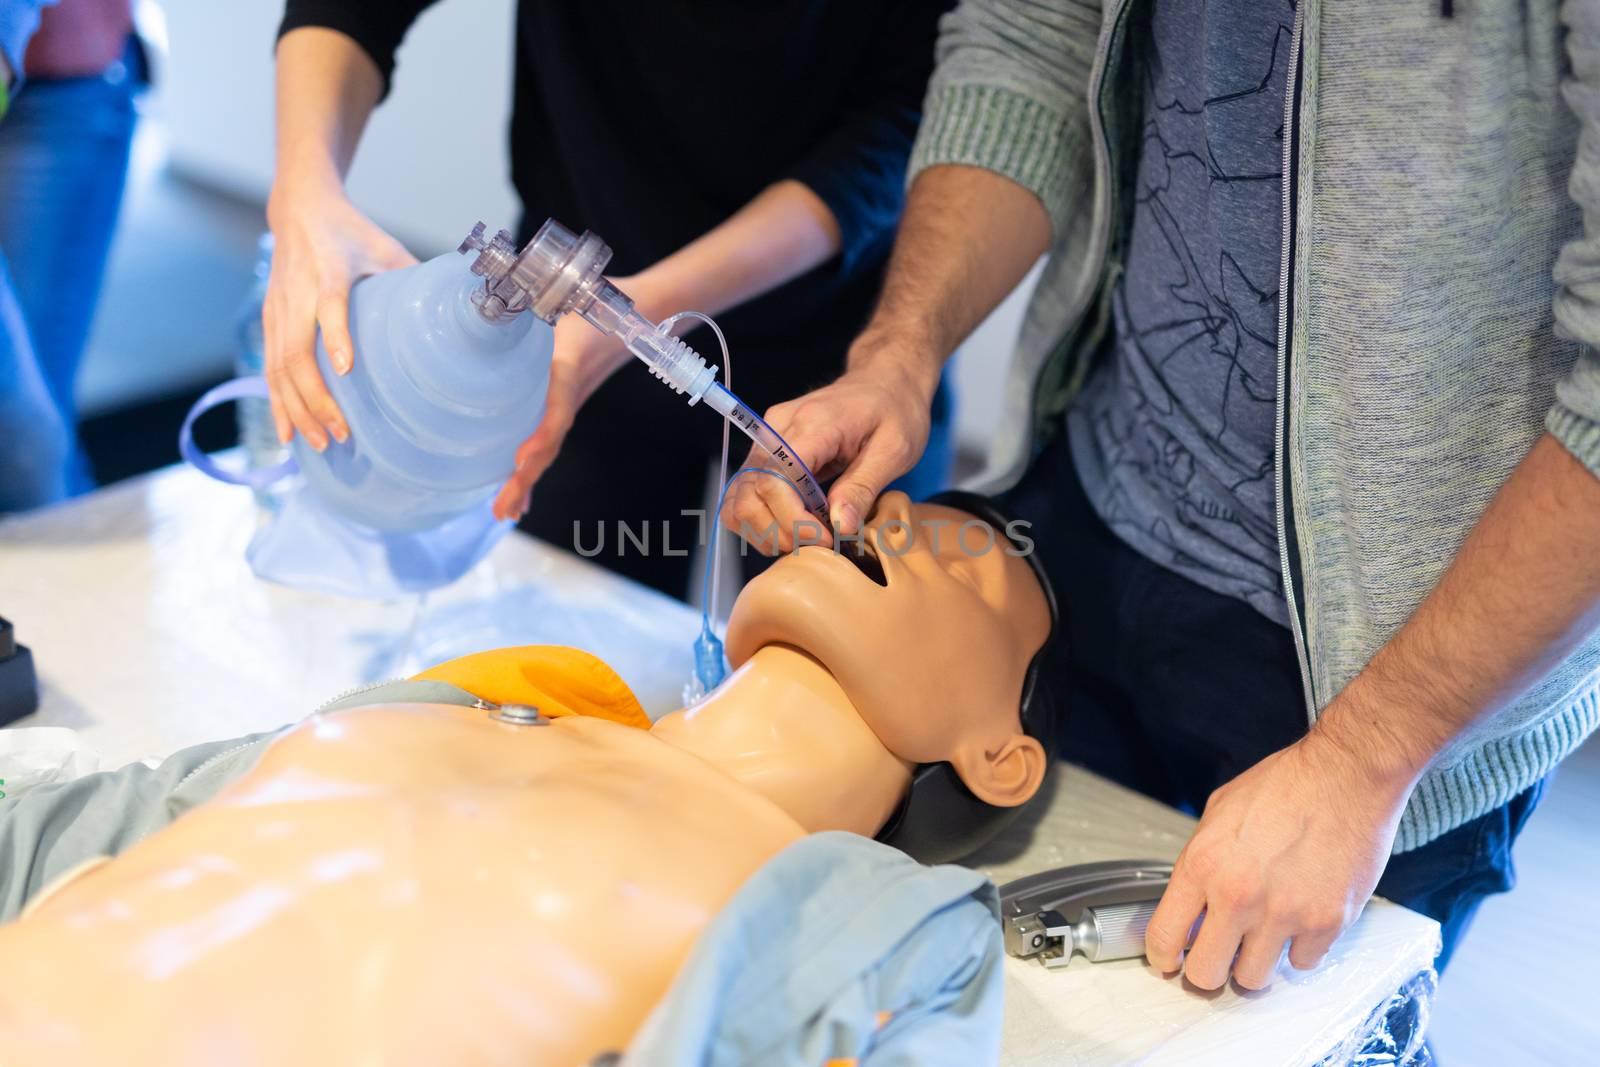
left=650, top=645, right=913, bottom=837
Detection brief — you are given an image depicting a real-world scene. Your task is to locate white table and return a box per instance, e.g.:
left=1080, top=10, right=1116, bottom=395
left=0, top=466, right=702, bottom=759
left=970, top=768, right=1439, bottom=1065
left=0, top=466, right=1440, bottom=1065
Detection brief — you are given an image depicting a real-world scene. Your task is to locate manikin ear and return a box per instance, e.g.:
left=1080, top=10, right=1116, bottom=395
left=952, top=734, right=1048, bottom=808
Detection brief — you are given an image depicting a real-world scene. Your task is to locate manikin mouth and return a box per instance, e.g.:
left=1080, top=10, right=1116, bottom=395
left=840, top=536, right=887, bottom=587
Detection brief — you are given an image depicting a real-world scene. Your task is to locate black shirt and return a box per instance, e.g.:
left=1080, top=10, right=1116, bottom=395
left=278, top=0, right=947, bottom=417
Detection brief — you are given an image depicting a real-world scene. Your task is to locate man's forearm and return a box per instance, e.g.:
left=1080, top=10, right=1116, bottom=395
left=270, top=27, right=384, bottom=211
left=1316, top=432, right=1600, bottom=785
left=849, top=164, right=1052, bottom=385
left=628, top=179, right=842, bottom=323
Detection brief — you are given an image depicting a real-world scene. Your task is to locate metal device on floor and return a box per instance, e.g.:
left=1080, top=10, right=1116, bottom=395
left=999, top=860, right=1173, bottom=968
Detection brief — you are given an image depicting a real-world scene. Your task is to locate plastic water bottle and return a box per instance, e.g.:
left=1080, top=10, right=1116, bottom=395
left=234, top=233, right=288, bottom=509
left=288, top=248, right=554, bottom=533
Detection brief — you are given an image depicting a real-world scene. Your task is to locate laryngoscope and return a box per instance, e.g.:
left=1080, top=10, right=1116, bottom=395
left=459, top=220, right=831, bottom=526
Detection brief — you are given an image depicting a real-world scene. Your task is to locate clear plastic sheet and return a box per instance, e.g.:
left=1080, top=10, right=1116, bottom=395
left=0, top=727, right=101, bottom=798
left=0, top=466, right=702, bottom=769
left=1316, top=969, right=1436, bottom=1067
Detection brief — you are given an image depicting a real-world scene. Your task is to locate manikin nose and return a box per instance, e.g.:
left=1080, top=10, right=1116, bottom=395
left=866, top=492, right=916, bottom=555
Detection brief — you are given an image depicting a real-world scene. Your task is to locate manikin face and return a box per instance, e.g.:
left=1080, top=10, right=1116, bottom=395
left=725, top=493, right=1051, bottom=808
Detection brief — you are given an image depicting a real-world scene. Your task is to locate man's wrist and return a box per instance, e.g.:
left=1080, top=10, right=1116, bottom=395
left=1308, top=673, right=1445, bottom=796
left=845, top=327, right=944, bottom=403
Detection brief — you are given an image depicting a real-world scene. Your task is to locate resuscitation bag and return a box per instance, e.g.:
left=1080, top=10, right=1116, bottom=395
left=179, top=249, right=554, bottom=598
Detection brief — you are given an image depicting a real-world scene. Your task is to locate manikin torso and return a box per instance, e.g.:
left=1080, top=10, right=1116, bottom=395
left=0, top=494, right=1049, bottom=1066
left=0, top=647, right=908, bottom=1067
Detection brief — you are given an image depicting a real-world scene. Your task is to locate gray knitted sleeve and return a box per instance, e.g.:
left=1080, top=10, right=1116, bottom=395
left=1550, top=0, right=1600, bottom=473
left=906, top=0, right=1103, bottom=236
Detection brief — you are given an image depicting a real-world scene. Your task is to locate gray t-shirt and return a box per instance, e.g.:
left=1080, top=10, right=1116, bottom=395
left=1068, top=0, right=1296, bottom=626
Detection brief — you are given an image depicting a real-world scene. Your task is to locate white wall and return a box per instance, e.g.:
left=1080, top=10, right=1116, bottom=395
left=948, top=258, right=1043, bottom=476
left=156, top=0, right=519, bottom=254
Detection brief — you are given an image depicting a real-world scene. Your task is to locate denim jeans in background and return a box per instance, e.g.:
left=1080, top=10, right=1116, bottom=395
left=0, top=39, right=141, bottom=508
left=0, top=248, right=69, bottom=508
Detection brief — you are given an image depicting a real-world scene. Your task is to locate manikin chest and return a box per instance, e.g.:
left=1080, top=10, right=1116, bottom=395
left=0, top=706, right=803, bottom=1066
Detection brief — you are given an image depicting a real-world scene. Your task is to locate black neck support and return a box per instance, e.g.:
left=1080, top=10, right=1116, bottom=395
left=871, top=491, right=1062, bottom=865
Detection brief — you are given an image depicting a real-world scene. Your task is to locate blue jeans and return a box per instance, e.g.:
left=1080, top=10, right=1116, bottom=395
left=0, top=41, right=141, bottom=509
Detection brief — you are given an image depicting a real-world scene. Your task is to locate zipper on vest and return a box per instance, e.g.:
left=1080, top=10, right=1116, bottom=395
left=312, top=678, right=406, bottom=714
left=1274, top=1, right=1316, bottom=724
left=1051, top=0, right=1136, bottom=436
left=1089, top=1, right=1133, bottom=256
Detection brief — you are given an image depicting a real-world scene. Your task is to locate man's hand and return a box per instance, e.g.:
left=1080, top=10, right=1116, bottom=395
left=718, top=165, right=1051, bottom=555
left=719, top=333, right=940, bottom=553
left=1144, top=722, right=1414, bottom=990
left=492, top=296, right=636, bottom=521
left=1146, top=431, right=1600, bottom=990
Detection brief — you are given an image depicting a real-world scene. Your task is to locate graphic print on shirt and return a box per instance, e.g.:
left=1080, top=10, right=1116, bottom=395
left=1070, top=0, right=1296, bottom=625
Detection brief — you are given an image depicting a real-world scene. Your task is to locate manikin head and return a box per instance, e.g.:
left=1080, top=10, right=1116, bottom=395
left=725, top=491, right=1055, bottom=856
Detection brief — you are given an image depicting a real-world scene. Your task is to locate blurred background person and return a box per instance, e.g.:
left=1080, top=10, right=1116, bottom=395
left=0, top=0, right=143, bottom=510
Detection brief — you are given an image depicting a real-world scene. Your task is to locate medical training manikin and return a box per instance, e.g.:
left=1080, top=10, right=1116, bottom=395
left=0, top=492, right=1060, bottom=1065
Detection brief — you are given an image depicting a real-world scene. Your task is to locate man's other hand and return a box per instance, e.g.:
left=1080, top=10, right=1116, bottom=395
left=1144, top=726, right=1413, bottom=990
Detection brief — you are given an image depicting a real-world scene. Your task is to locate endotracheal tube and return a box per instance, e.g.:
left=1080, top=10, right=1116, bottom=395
left=458, top=219, right=828, bottom=697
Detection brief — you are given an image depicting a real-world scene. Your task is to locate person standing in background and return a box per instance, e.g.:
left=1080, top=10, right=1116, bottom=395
left=266, top=1, right=955, bottom=600
left=0, top=0, right=143, bottom=510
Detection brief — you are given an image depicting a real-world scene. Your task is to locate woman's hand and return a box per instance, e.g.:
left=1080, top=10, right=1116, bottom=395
left=492, top=279, right=641, bottom=520
left=262, top=183, right=416, bottom=450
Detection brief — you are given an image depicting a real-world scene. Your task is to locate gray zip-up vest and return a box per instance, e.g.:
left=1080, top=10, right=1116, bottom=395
left=911, top=0, right=1600, bottom=850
